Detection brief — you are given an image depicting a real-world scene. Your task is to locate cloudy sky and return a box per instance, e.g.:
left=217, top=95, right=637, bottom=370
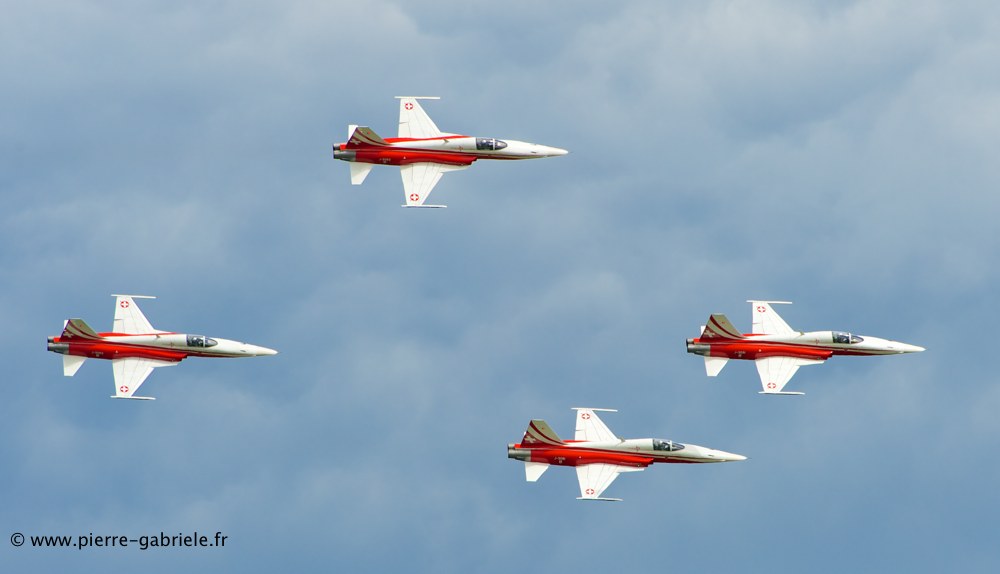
left=2, top=0, right=999, bottom=571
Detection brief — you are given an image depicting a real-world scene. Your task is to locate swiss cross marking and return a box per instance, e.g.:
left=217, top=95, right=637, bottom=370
left=766, top=382, right=776, bottom=389
left=120, top=300, right=130, bottom=308
left=585, top=488, right=595, bottom=495
left=120, top=385, right=129, bottom=393
left=756, top=305, right=765, bottom=313
left=409, top=193, right=419, bottom=202
left=580, top=412, right=591, bottom=420
left=404, top=102, right=414, bottom=110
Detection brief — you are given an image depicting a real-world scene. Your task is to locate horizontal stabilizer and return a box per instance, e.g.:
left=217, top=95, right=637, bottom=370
left=576, top=497, right=623, bottom=502
left=63, top=355, right=86, bottom=377
left=704, top=356, right=728, bottom=377
left=758, top=391, right=805, bottom=396
left=401, top=204, right=447, bottom=208
left=350, top=162, right=373, bottom=185
left=524, top=462, right=549, bottom=482
left=109, top=395, right=156, bottom=401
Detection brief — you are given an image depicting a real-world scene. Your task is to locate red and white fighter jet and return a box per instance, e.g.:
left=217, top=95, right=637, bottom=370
left=46, top=295, right=278, bottom=400
left=507, top=408, right=746, bottom=501
left=686, top=300, right=925, bottom=395
left=332, top=96, right=568, bottom=208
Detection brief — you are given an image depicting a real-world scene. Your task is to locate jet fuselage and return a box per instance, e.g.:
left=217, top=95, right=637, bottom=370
left=333, top=135, right=568, bottom=167
left=686, top=330, right=925, bottom=362
left=508, top=436, right=746, bottom=470
left=47, top=332, right=277, bottom=363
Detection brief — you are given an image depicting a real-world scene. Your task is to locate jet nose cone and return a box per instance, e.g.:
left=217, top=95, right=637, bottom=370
left=710, top=449, right=747, bottom=462
left=547, top=146, right=569, bottom=157
left=526, top=144, right=567, bottom=157
left=249, top=345, right=278, bottom=356
left=896, top=342, right=925, bottom=353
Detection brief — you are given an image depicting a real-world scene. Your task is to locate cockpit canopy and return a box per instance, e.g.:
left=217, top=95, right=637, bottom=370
left=652, top=439, right=685, bottom=452
left=476, top=137, right=507, bottom=151
left=832, top=331, right=864, bottom=344
left=187, top=334, right=218, bottom=348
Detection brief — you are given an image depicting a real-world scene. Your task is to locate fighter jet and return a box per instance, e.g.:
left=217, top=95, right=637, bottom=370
left=686, top=300, right=925, bottom=395
left=507, top=408, right=746, bottom=501
left=332, top=96, right=568, bottom=207
left=46, top=295, right=277, bottom=400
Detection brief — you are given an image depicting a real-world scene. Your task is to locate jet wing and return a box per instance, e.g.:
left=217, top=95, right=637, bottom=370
left=112, top=358, right=178, bottom=400
left=749, top=301, right=795, bottom=336
left=573, top=408, right=618, bottom=442
left=112, top=295, right=163, bottom=335
left=396, top=97, right=446, bottom=139
left=400, top=163, right=468, bottom=207
left=755, top=356, right=825, bottom=395
left=576, top=463, right=645, bottom=502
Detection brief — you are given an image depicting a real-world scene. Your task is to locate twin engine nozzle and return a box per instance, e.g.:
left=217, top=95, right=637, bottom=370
left=507, top=444, right=530, bottom=462
left=47, top=338, right=69, bottom=354
left=332, top=148, right=356, bottom=161
left=686, top=338, right=710, bottom=356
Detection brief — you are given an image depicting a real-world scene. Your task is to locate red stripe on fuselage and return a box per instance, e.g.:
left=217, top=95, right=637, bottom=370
left=338, top=137, right=530, bottom=165
left=50, top=335, right=240, bottom=362
left=693, top=337, right=894, bottom=360
left=513, top=444, right=694, bottom=467
left=59, top=340, right=187, bottom=362
left=351, top=148, right=479, bottom=166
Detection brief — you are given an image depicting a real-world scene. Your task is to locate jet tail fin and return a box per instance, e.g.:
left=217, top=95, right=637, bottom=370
left=521, top=419, right=565, bottom=447
left=61, top=318, right=101, bottom=340
left=702, top=314, right=744, bottom=340
left=345, top=126, right=388, bottom=148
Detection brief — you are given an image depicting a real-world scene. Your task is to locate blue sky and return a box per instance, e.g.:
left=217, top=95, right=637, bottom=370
left=2, top=1, right=999, bottom=571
